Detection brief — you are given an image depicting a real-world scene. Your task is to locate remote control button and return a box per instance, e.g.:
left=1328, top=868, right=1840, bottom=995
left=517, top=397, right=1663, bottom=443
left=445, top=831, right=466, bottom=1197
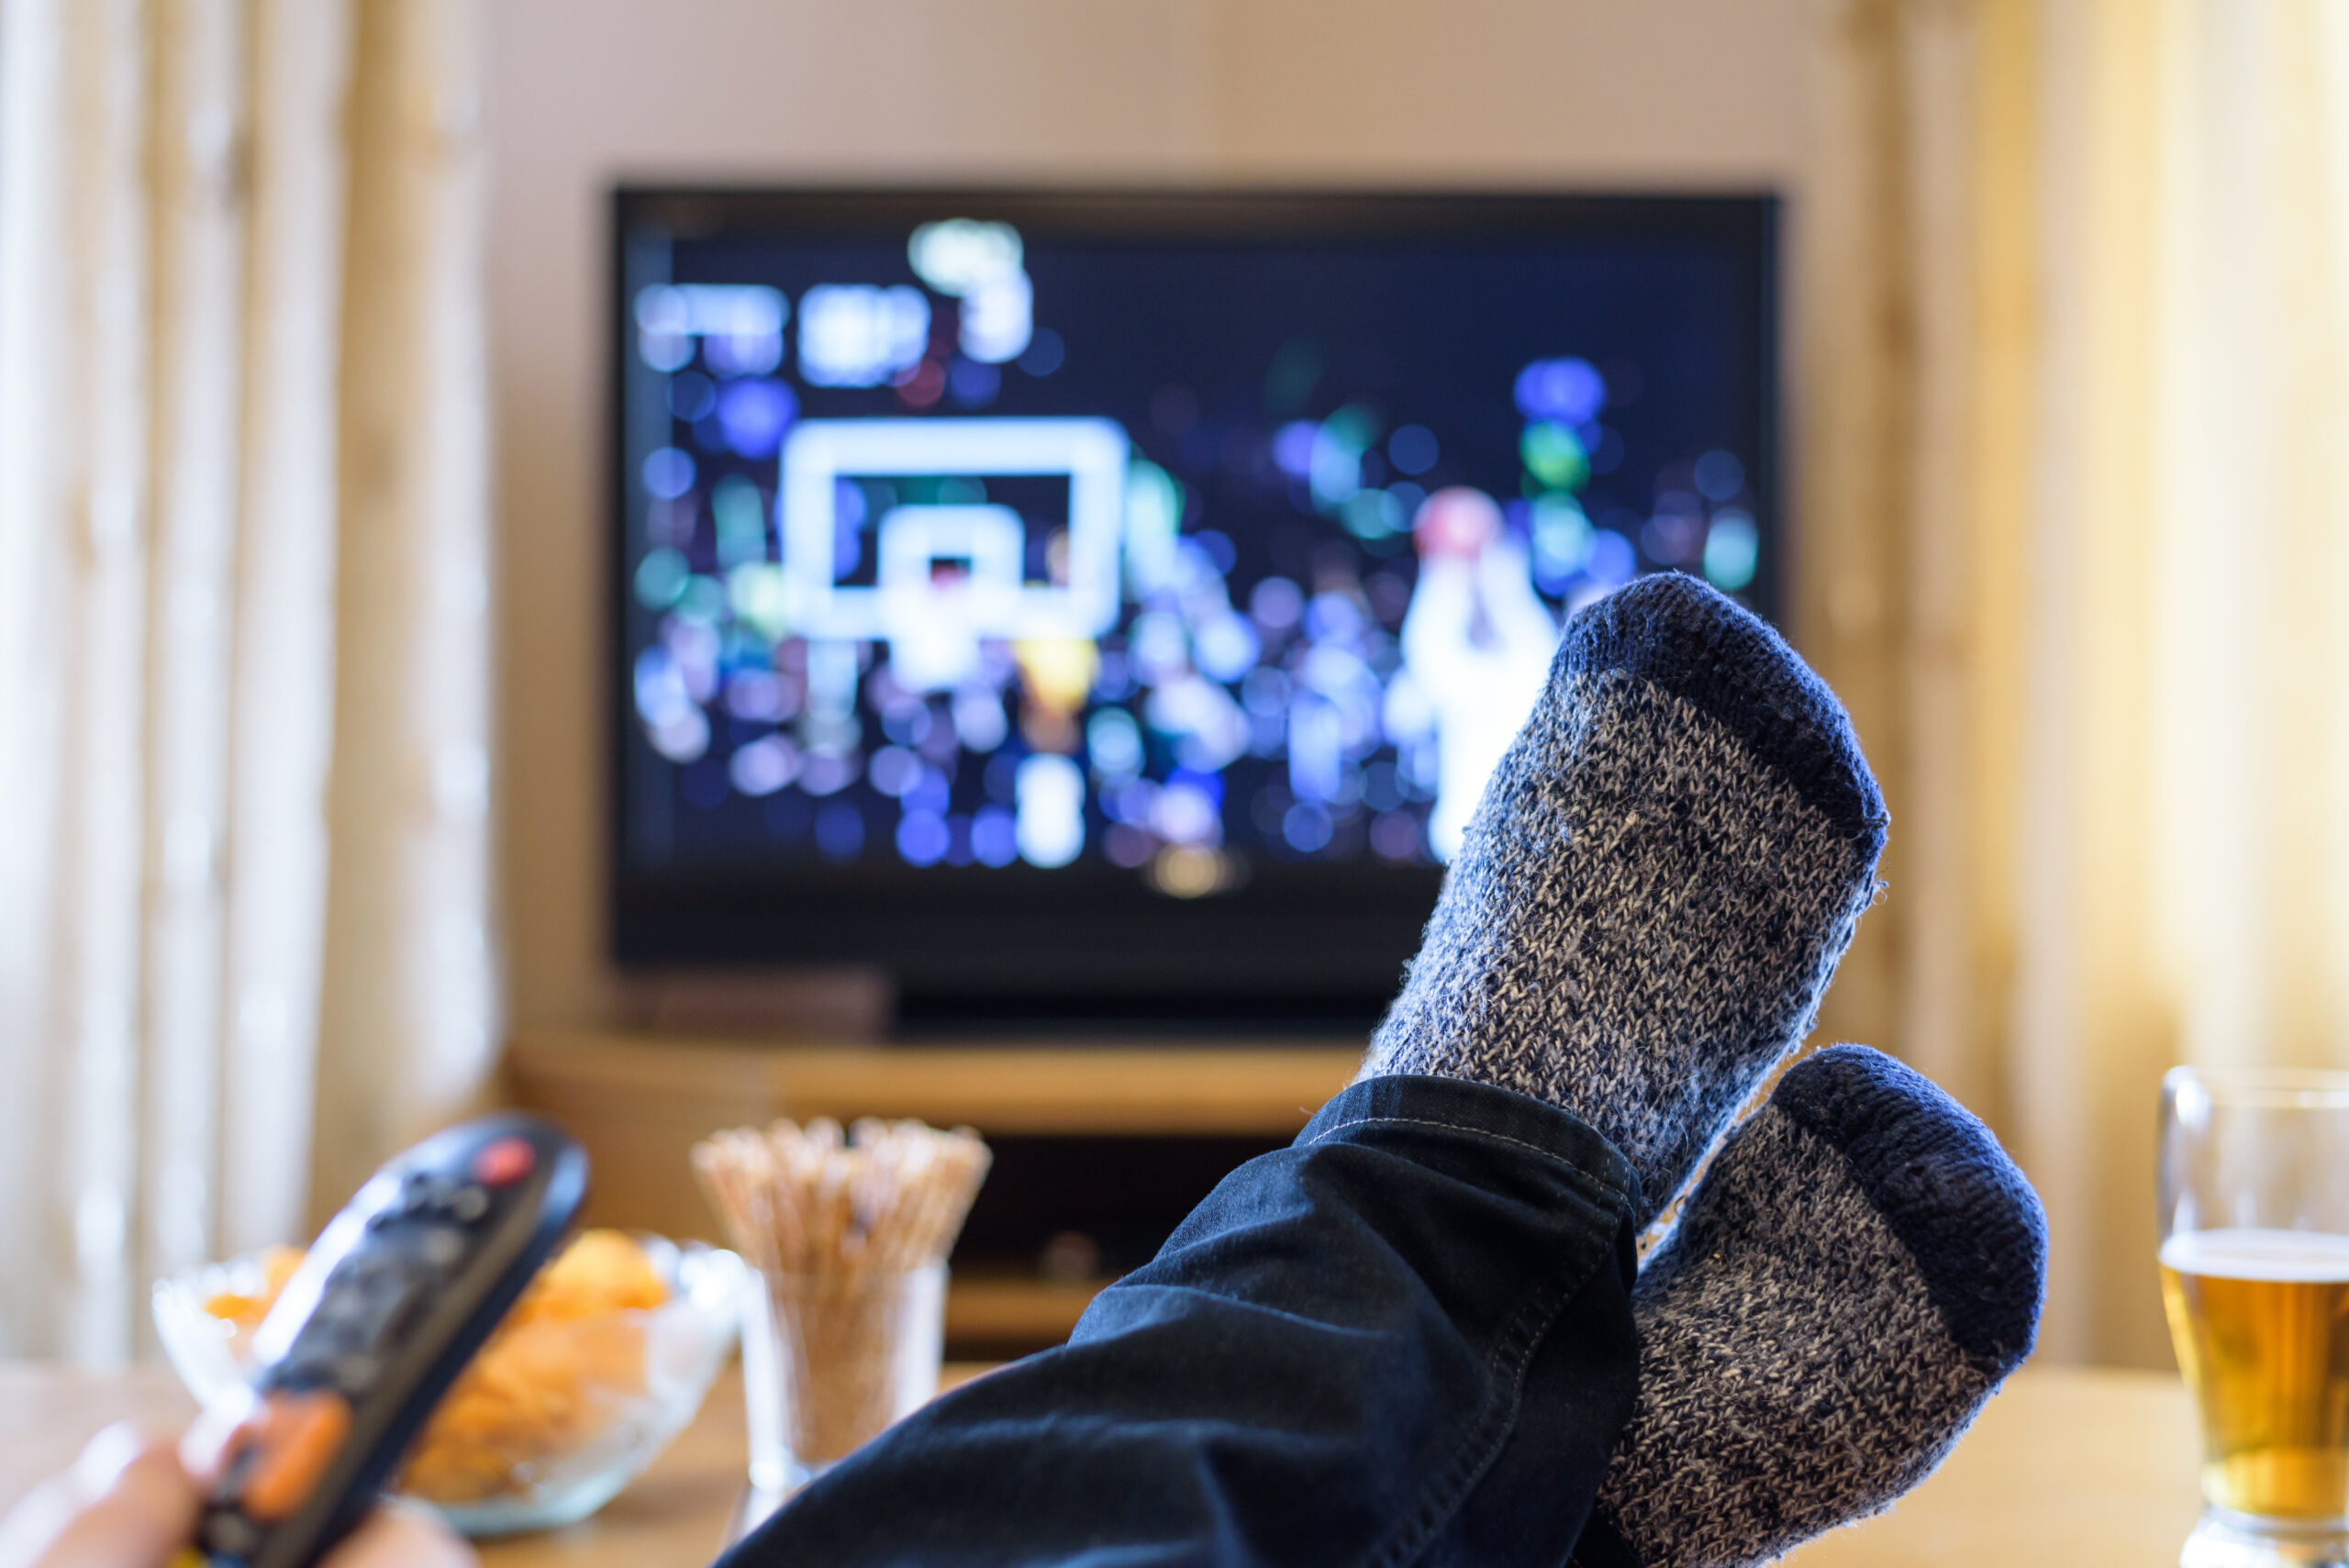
left=352, top=1276, right=422, bottom=1336
left=417, top=1226, right=466, bottom=1268
left=473, top=1136, right=535, bottom=1186
left=203, top=1510, right=261, bottom=1557
left=272, top=1330, right=325, bottom=1372
left=240, top=1389, right=351, bottom=1521
left=331, top=1351, right=381, bottom=1395
left=315, top=1286, right=365, bottom=1323
left=450, top=1184, right=490, bottom=1222
left=363, top=1268, right=416, bottom=1312
left=306, top=1321, right=357, bottom=1359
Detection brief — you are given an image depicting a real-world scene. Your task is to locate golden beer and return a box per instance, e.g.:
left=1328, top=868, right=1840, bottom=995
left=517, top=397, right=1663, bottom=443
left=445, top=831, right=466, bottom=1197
left=2161, top=1228, right=2349, bottom=1521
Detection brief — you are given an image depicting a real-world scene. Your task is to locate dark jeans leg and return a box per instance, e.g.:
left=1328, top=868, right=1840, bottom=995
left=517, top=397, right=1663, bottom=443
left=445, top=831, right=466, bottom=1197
left=717, top=1074, right=1643, bottom=1568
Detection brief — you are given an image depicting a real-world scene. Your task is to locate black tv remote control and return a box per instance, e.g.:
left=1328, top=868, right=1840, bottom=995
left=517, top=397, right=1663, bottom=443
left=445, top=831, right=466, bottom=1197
left=185, top=1114, right=588, bottom=1568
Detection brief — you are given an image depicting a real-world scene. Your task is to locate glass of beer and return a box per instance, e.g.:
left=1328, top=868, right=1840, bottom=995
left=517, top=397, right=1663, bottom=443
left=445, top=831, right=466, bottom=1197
left=2160, top=1066, right=2349, bottom=1568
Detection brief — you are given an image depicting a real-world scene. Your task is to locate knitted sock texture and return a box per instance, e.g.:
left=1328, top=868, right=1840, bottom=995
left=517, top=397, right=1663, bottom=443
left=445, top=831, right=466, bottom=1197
left=1360, top=573, right=1887, bottom=1226
left=1575, top=1045, right=2047, bottom=1568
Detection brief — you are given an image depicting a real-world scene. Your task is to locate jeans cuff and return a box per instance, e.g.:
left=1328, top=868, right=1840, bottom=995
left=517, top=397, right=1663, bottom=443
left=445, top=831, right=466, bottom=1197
left=1298, top=1073, right=1642, bottom=1221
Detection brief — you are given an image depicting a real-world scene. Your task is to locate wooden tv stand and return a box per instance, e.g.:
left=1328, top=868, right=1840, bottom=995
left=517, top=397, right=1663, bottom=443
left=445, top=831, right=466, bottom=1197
left=505, top=1029, right=1362, bottom=1351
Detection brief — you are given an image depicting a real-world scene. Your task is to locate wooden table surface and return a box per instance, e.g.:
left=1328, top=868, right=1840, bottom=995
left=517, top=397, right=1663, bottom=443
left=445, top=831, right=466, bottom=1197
left=0, top=1361, right=2204, bottom=1565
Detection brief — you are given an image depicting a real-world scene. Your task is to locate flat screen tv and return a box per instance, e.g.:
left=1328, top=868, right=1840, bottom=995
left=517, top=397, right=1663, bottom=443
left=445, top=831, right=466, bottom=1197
left=611, top=188, right=1779, bottom=1027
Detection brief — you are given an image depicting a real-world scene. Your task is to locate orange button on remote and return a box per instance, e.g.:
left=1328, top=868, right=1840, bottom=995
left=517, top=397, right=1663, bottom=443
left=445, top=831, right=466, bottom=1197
left=239, top=1390, right=352, bottom=1522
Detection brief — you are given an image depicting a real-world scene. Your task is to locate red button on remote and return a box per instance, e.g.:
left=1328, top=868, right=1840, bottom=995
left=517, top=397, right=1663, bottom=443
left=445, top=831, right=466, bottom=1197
left=472, top=1136, right=535, bottom=1186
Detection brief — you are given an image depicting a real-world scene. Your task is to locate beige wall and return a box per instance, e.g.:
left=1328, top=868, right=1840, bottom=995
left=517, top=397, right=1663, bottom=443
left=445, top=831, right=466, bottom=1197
left=487, top=0, right=1809, bottom=1029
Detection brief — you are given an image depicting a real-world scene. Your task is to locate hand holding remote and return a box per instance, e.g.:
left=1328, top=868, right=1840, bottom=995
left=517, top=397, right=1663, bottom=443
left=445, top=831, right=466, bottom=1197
left=0, top=1425, right=474, bottom=1568
left=6, top=1115, right=584, bottom=1568
left=183, top=1116, right=586, bottom=1568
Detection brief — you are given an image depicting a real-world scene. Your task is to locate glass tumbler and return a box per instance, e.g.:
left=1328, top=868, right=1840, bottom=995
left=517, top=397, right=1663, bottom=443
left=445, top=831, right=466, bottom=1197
left=737, top=1261, right=945, bottom=1523
left=2160, top=1067, right=2349, bottom=1568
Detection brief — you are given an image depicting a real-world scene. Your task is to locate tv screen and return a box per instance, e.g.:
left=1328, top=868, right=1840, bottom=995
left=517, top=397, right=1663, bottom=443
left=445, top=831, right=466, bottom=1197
left=611, top=189, right=1778, bottom=1024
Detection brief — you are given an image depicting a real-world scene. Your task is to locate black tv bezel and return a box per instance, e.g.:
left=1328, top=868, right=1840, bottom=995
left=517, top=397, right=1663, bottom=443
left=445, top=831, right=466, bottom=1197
left=607, top=186, right=1782, bottom=1021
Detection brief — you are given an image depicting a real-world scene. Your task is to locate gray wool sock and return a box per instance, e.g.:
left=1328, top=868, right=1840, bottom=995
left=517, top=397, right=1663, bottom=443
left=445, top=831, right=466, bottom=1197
left=1572, top=1045, right=2047, bottom=1568
left=1361, top=573, right=1887, bottom=1227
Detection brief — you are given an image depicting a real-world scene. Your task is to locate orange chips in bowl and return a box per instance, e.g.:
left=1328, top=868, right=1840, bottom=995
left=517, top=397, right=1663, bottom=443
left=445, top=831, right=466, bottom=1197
left=196, top=1229, right=723, bottom=1522
left=199, top=1245, right=306, bottom=1342
left=395, top=1229, right=669, bottom=1505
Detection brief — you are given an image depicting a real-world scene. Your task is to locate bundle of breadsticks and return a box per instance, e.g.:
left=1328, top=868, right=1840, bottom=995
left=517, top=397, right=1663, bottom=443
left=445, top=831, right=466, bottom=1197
left=692, top=1117, right=990, bottom=1466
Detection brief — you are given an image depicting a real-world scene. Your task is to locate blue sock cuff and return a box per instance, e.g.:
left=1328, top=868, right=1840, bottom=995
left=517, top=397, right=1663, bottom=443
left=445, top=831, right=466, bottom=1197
left=1561, top=573, right=1888, bottom=856
left=1775, top=1045, right=2046, bottom=1373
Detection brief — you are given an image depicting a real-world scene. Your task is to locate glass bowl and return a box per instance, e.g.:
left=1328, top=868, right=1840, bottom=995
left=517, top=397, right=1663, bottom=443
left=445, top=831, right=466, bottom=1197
left=154, top=1233, right=741, bottom=1537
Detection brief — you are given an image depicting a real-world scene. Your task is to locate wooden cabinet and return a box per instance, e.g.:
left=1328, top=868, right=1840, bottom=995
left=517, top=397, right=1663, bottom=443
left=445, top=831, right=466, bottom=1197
left=506, top=1029, right=1362, bottom=1353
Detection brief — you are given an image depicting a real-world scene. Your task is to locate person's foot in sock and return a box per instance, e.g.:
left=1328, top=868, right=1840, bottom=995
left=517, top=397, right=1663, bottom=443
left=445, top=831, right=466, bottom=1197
left=1571, top=1044, right=2046, bottom=1568
left=1363, top=572, right=1887, bottom=1227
